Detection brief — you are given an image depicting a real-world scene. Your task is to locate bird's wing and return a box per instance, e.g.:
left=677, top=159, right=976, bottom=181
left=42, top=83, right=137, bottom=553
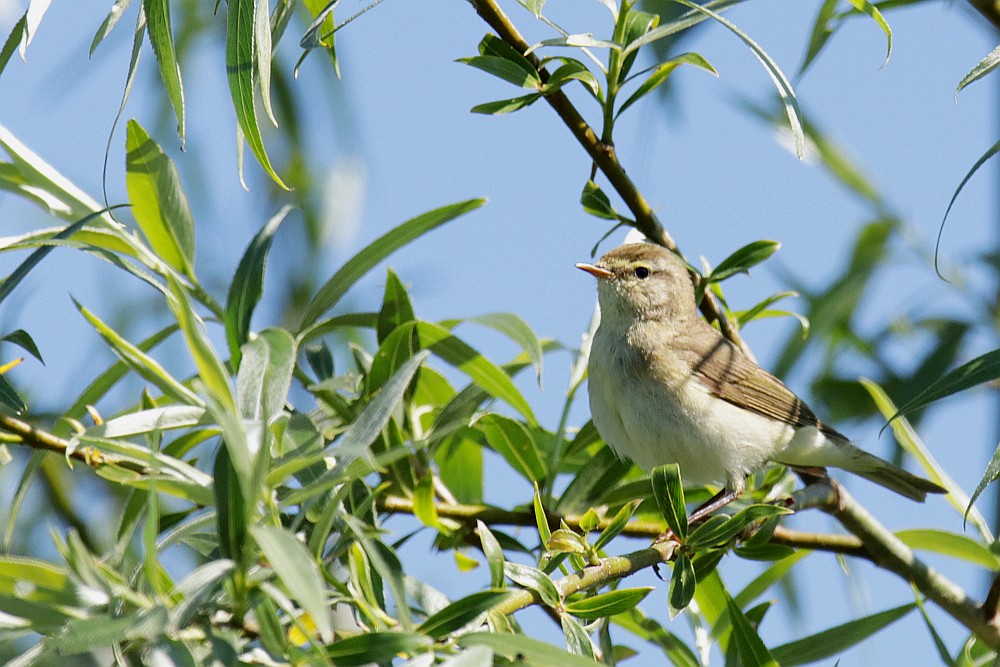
left=672, top=325, right=848, bottom=441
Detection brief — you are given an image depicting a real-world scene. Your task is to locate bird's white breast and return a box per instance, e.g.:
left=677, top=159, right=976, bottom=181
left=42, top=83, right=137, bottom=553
left=587, top=322, right=797, bottom=489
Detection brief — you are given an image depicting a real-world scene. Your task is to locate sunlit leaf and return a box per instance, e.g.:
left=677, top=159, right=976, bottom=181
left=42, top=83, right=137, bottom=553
left=143, top=0, right=185, bottom=143
left=565, top=588, right=653, bottom=619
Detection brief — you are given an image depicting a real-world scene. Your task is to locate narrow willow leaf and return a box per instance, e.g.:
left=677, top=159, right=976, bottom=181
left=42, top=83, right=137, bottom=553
left=125, top=120, right=195, bottom=277
left=860, top=379, right=990, bottom=541
left=561, top=613, right=596, bottom=658
left=252, top=524, right=334, bottom=642
left=226, top=0, right=288, bottom=189
left=143, top=0, right=185, bottom=143
left=459, top=632, right=604, bottom=666
left=887, top=349, right=1000, bottom=426
left=799, top=0, right=838, bottom=74
left=617, top=52, right=717, bottom=117
left=533, top=483, right=552, bottom=544
left=470, top=94, right=542, bottom=115
left=580, top=180, right=618, bottom=220
left=912, top=586, right=957, bottom=667
left=545, top=59, right=600, bottom=98
left=476, top=521, right=505, bottom=589
left=474, top=33, right=540, bottom=82
left=76, top=301, right=202, bottom=406
left=477, top=414, right=546, bottom=481
left=166, top=275, right=233, bottom=410
left=651, top=463, right=686, bottom=540
left=845, top=0, right=892, bottom=68
left=612, top=607, right=699, bottom=667
left=255, top=0, right=277, bottom=127
left=956, top=43, right=1000, bottom=99
left=593, top=500, right=639, bottom=552
left=413, top=473, right=444, bottom=531
left=452, top=313, right=543, bottom=384
left=938, top=139, right=1000, bottom=274
left=532, top=34, right=619, bottom=50
left=299, top=199, right=484, bottom=329
left=725, top=593, right=778, bottom=666
left=669, top=0, right=804, bottom=157
left=668, top=555, right=696, bottom=618
left=419, top=590, right=510, bottom=638
left=0, top=16, right=26, bottom=80
left=51, top=608, right=169, bottom=655
left=0, top=330, right=42, bottom=364
left=0, top=373, right=25, bottom=413
left=236, top=327, right=296, bottom=423
left=459, top=55, right=541, bottom=88
left=17, top=0, right=51, bottom=61
left=709, top=240, right=780, bottom=283
left=770, top=603, right=915, bottom=666
left=377, top=267, right=416, bottom=344
left=327, top=633, right=433, bottom=666
left=687, top=504, right=791, bottom=548
left=566, top=587, right=653, bottom=619
left=225, top=204, right=292, bottom=366
left=504, top=562, right=560, bottom=607
left=90, top=0, right=133, bottom=55
left=86, top=406, right=206, bottom=439
left=895, top=529, right=1000, bottom=570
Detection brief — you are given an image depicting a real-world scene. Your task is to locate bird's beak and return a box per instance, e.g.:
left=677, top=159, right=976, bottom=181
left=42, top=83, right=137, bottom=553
left=576, top=263, right=614, bottom=280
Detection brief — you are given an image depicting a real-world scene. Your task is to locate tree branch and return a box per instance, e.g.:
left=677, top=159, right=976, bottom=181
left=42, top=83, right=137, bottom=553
left=465, top=0, right=746, bottom=351
left=0, top=413, right=146, bottom=473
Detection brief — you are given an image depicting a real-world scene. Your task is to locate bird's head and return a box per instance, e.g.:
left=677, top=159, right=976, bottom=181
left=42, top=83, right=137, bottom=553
left=577, top=243, right=696, bottom=324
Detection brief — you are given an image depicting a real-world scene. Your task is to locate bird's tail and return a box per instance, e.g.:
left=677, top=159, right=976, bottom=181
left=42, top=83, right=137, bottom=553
left=832, top=446, right=946, bottom=502
left=781, top=436, right=948, bottom=503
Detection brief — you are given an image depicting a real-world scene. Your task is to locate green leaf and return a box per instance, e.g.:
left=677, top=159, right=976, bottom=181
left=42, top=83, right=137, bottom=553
left=413, top=473, right=445, bottom=532
left=476, top=520, right=506, bottom=589
left=651, top=463, right=686, bottom=540
left=663, top=0, right=804, bottom=157
left=970, top=444, right=1000, bottom=526
left=887, top=348, right=1000, bottom=427
left=545, top=59, right=600, bottom=98
left=733, top=543, right=796, bottom=561
left=561, top=613, right=596, bottom=658
left=459, top=56, right=541, bottom=88
left=845, top=0, right=892, bottom=68
left=327, top=632, right=433, bottom=666
left=709, top=240, right=780, bottom=283
left=770, top=603, right=915, bottom=666
left=956, top=43, right=1000, bottom=98
left=565, top=587, right=653, bottom=619
left=419, top=590, right=511, bottom=638
left=477, top=33, right=538, bottom=78
left=459, top=632, right=604, bottom=667
left=0, top=16, right=26, bottom=81
left=504, top=562, right=560, bottom=607
left=0, top=210, right=111, bottom=308
left=51, top=607, right=169, bottom=655
left=470, top=93, right=542, bottom=115
left=125, top=119, right=195, bottom=277
left=668, top=554, right=696, bottom=618
left=593, top=500, right=639, bottom=552
left=895, top=529, right=999, bottom=569
left=214, top=446, right=247, bottom=564
left=226, top=0, right=288, bottom=189
left=377, top=267, right=416, bottom=344
left=90, top=0, right=133, bottom=55
left=255, top=0, right=277, bottom=127
left=688, top=504, right=792, bottom=548
left=452, top=313, right=544, bottom=384
left=0, top=373, right=25, bottom=413
left=938, top=138, right=1000, bottom=275
left=252, top=524, right=334, bottom=643
left=725, top=593, right=778, bottom=667
left=617, top=52, right=717, bottom=117
left=734, top=550, right=809, bottom=608
left=225, top=204, right=292, bottom=366
left=143, top=0, right=185, bottom=144
left=436, top=434, right=483, bottom=504
left=0, top=330, right=42, bottom=364
left=75, top=301, right=202, bottom=406
left=477, top=414, right=546, bottom=481
left=580, top=180, right=618, bottom=220
left=236, top=327, right=296, bottom=423
left=299, top=199, right=484, bottom=330
left=611, top=606, right=698, bottom=667
left=799, top=0, right=838, bottom=74
left=166, top=274, right=233, bottom=410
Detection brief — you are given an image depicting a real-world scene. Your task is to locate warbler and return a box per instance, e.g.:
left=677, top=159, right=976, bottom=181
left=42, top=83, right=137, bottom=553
left=577, top=242, right=945, bottom=518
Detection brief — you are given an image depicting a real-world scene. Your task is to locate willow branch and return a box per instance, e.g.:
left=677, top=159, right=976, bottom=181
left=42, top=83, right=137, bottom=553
left=465, top=0, right=745, bottom=350
left=0, top=413, right=146, bottom=473
left=809, top=478, right=1000, bottom=651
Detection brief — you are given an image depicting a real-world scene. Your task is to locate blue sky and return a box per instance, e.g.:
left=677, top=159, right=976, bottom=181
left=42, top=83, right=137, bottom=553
left=2, top=0, right=999, bottom=663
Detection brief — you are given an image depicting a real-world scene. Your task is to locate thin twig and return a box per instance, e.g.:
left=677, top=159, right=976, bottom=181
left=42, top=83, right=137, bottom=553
left=0, top=413, right=146, bottom=473
left=466, top=0, right=747, bottom=351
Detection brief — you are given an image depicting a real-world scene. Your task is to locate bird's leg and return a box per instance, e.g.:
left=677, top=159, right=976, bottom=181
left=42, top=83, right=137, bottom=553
left=654, top=487, right=742, bottom=543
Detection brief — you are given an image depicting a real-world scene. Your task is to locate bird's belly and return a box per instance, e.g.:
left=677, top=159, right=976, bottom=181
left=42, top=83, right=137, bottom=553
left=589, top=361, right=794, bottom=487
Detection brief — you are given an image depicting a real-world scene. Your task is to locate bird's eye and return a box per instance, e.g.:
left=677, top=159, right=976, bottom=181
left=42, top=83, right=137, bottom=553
left=634, top=266, right=650, bottom=279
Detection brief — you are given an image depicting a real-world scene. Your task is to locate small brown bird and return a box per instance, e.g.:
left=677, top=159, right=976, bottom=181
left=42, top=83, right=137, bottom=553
left=578, top=243, right=945, bottom=518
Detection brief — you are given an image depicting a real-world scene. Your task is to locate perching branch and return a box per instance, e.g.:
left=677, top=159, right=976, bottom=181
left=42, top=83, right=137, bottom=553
left=0, top=412, right=146, bottom=473
left=465, top=0, right=747, bottom=352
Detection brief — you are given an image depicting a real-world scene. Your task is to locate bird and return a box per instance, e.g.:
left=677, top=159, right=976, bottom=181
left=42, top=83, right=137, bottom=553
left=577, top=242, right=945, bottom=523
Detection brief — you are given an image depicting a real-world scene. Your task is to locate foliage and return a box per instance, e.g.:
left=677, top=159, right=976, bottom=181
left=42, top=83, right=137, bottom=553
left=0, top=0, right=999, bottom=665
